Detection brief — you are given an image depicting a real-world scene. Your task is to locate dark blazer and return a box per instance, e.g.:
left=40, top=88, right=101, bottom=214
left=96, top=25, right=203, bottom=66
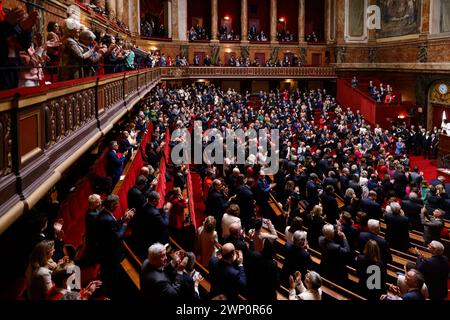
left=360, top=198, right=382, bottom=220
left=416, top=255, right=449, bottom=300
left=318, top=236, right=351, bottom=284
left=359, top=232, right=392, bottom=265
left=129, top=203, right=169, bottom=259
left=96, top=209, right=127, bottom=263
left=235, top=185, right=256, bottom=229
left=403, top=289, right=425, bottom=300
left=209, top=258, right=247, bottom=300
left=140, top=259, right=180, bottom=301
left=106, top=149, right=126, bottom=181
left=320, top=192, right=341, bottom=223
left=281, top=243, right=312, bottom=285
left=355, top=255, right=386, bottom=300
left=127, top=186, right=146, bottom=212
left=246, top=251, right=279, bottom=301
left=178, top=272, right=201, bottom=302
left=84, top=209, right=99, bottom=262
left=401, top=199, right=423, bottom=230
left=205, top=188, right=229, bottom=220
left=384, top=213, right=410, bottom=251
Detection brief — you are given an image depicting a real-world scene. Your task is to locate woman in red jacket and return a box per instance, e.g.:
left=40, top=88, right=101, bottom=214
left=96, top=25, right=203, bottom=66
left=167, top=187, right=188, bottom=235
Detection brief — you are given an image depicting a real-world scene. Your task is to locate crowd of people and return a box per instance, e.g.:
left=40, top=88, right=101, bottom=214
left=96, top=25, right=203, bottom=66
left=189, top=24, right=209, bottom=41
left=248, top=24, right=268, bottom=42
left=16, top=82, right=450, bottom=301
left=368, top=80, right=396, bottom=104
left=219, top=24, right=240, bottom=41
left=277, top=29, right=295, bottom=42
left=140, top=14, right=167, bottom=38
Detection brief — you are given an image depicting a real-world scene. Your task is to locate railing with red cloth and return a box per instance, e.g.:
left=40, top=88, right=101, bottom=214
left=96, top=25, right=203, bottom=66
left=156, top=128, right=171, bottom=208
left=185, top=164, right=197, bottom=230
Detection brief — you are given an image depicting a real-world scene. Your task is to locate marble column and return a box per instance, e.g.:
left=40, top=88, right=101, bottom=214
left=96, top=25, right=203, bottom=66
left=171, top=0, right=179, bottom=40
left=106, top=0, right=116, bottom=20
left=123, top=0, right=130, bottom=28
left=116, top=0, right=123, bottom=23
left=298, top=0, right=305, bottom=43
left=368, top=0, right=377, bottom=43
left=211, top=0, right=218, bottom=40
left=270, top=0, right=277, bottom=42
left=241, top=0, right=248, bottom=42
left=178, top=0, right=187, bottom=41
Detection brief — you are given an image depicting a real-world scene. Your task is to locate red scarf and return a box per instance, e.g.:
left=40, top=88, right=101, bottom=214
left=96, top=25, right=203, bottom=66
left=0, top=2, right=5, bottom=22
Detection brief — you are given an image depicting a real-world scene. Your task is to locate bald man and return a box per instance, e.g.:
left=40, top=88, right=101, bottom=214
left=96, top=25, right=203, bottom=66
left=208, top=243, right=247, bottom=300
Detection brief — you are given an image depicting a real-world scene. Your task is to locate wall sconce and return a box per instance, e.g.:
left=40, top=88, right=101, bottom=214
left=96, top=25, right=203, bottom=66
left=224, top=16, right=230, bottom=21
left=398, top=115, right=405, bottom=119
left=278, top=17, right=285, bottom=22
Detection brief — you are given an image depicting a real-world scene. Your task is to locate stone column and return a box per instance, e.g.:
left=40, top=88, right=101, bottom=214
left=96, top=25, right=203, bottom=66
left=116, top=0, right=123, bottom=23
left=106, top=0, right=116, bottom=20
left=171, top=0, right=179, bottom=40
left=298, top=0, right=305, bottom=43
left=241, top=0, right=248, bottom=42
left=270, top=0, right=277, bottom=42
left=211, top=0, right=218, bottom=41
left=123, top=0, right=130, bottom=28
left=368, top=0, right=377, bottom=43
left=178, top=0, right=187, bottom=41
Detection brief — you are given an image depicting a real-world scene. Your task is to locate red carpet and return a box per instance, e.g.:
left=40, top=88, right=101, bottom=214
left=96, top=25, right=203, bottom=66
left=408, top=155, right=438, bottom=182
left=190, top=172, right=206, bottom=228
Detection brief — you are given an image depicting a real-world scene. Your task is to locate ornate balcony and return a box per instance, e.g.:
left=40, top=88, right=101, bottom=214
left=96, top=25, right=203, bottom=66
left=160, top=66, right=336, bottom=79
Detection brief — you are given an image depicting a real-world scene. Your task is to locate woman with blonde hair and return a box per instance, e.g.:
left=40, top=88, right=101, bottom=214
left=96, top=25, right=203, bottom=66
left=25, top=240, right=56, bottom=300
left=196, top=216, right=218, bottom=266
left=306, top=205, right=325, bottom=249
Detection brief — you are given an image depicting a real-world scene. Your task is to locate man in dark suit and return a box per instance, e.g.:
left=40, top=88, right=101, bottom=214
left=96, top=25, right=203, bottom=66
left=319, top=224, right=351, bottom=285
left=96, top=194, right=135, bottom=298
left=83, top=194, right=102, bottom=264
left=208, top=243, right=247, bottom=300
left=140, top=243, right=182, bottom=301
left=401, top=192, right=424, bottom=231
left=281, top=231, right=312, bottom=286
left=402, top=269, right=426, bottom=300
left=127, top=175, right=148, bottom=213
left=393, top=166, right=408, bottom=199
left=306, top=173, right=320, bottom=211
left=320, top=185, right=341, bottom=223
left=384, top=202, right=410, bottom=251
left=430, top=176, right=446, bottom=187
left=359, top=219, right=392, bottom=265
left=416, top=241, right=449, bottom=300
left=234, top=175, right=256, bottom=231
left=348, top=174, right=362, bottom=199
left=129, top=191, right=169, bottom=259
left=106, top=140, right=128, bottom=186
left=205, top=179, right=233, bottom=238
left=360, top=191, right=382, bottom=220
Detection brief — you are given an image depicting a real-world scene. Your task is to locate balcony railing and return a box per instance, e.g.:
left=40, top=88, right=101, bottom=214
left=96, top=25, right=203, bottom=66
left=160, top=66, right=336, bottom=79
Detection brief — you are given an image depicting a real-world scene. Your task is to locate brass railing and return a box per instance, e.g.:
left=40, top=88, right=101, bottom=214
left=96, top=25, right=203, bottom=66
left=160, top=66, right=337, bottom=79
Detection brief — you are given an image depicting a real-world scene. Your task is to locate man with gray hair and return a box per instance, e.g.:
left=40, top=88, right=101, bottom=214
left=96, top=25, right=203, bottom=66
left=384, top=201, right=410, bottom=251
left=140, top=243, right=183, bottom=301
left=281, top=230, right=312, bottom=286
left=96, top=194, right=135, bottom=297
left=416, top=240, right=449, bottom=300
left=129, top=191, right=169, bottom=259
left=420, top=207, right=444, bottom=245
left=401, top=192, right=424, bottom=231
left=359, top=219, right=392, bottom=265
left=318, top=224, right=351, bottom=285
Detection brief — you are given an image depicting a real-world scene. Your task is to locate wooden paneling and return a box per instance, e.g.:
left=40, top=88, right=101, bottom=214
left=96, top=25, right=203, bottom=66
left=19, top=111, right=40, bottom=159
